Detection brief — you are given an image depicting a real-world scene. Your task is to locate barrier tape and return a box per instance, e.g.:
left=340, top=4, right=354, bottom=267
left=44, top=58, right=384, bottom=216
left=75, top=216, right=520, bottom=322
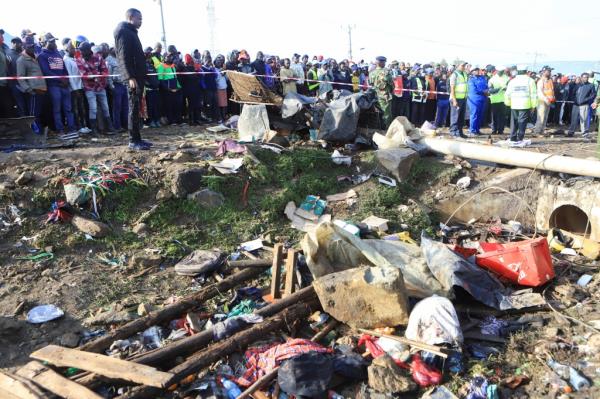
left=0, top=70, right=581, bottom=103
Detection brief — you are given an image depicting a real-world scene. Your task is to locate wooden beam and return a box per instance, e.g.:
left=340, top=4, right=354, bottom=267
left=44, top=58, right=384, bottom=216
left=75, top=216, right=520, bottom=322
left=75, top=287, right=318, bottom=388
left=0, top=371, right=45, bottom=399
left=283, top=250, right=298, bottom=297
left=227, top=259, right=272, bottom=268
left=118, top=301, right=317, bottom=399
left=79, top=266, right=268, bottom=353
left=16, top=361, right=102, bottom=399
left=30, top=346, right=173, bottom=388
left=270, top=244, right=284, bottom=300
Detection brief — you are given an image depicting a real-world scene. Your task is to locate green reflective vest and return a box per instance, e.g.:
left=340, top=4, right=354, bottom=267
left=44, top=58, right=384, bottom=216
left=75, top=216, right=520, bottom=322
left=504, top=74, right=537, bottom=110
left=307, top=69, right=319, bottom=91
left=488, top=74, right=509, bottom=104
left=453, top=71, right=468, bottom=99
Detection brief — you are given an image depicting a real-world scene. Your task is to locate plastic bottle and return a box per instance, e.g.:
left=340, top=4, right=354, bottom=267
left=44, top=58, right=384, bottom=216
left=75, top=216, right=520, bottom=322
left=547, top=359, right=591, bottom=391
left=221, top=378, right=242, bottom=399
left=568, top=366, right=591, bottom=391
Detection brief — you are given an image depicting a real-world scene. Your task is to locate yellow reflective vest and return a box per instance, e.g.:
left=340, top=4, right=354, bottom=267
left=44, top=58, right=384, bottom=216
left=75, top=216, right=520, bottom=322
left=488, top=74, right=509, bottom=104
left=307, top=69, right=319, bottom=91
left=453, top=71, right=468, bottom=99
left=505, top=74, right=538, bottom=110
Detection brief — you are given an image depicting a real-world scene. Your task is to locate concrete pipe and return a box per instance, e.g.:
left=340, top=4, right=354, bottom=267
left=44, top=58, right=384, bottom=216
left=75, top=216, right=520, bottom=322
left=419, top=137, right=600, bottom=179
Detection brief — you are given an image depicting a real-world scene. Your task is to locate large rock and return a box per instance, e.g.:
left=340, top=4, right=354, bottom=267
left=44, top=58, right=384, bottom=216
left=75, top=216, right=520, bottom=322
left=368, top=354, right=416, bottom=393
left=64, top=183, right=88, bottom=206
left=170, top=168, right=204, bottom=198
left=15, top=171, right=34, bottom=186
left=313, top=266, right=409, bottom=328
left=129, top=252, right=162, bottom=269
left=187, top=189, right=224, bottom=208
left=376, top=148, right=419, bottom=182
left=85, top=309, right=135, bottom=326
left=71, top=215, right=110, bottom=238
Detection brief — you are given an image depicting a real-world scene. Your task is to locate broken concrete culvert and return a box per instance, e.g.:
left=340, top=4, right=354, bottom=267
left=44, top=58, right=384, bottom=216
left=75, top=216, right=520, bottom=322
left=2, top=115, right=600, bottom=398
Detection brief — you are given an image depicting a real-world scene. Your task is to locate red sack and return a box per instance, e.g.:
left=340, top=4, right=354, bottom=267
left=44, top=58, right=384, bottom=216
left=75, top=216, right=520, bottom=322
left=410, top=353, right=442, bottom=387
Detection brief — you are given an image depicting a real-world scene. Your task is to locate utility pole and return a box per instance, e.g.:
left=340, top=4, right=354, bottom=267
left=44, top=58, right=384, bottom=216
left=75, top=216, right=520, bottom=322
left=346, top=25, right=355, bottom=61
left=157, top=0, right=167, bottom=50
left=207, top=0, right=216, bottom=54
left=531, top=51, right=546, bottom=71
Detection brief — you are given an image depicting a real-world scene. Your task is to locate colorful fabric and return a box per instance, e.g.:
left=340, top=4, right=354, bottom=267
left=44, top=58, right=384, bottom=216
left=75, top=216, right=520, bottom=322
left=236, top=338, right=332, bottom=387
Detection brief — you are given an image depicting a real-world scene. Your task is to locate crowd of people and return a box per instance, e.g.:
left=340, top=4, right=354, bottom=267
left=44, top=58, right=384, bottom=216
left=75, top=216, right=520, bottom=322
left=0, top=8, right=598, bottom=150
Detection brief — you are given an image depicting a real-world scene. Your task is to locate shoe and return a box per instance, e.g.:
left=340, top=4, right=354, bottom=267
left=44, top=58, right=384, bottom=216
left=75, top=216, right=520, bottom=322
left=179, top=122, right=188, bottom=127
left=79, top=127, right=92, bottom=134
left=151, top=121, right=160, bottom=128
left=140, top=139, right=154, bottom=147
left=118, top=128, right=127, bottom=133
left=58, top=131, right=79, bottom=140
left=89, top=119, right=98, bottom=134
left=582, top=132, right=590, bottom=139
left=128, top=141, right=151, bottom=150
left=170, top=123, right=177, bottom=126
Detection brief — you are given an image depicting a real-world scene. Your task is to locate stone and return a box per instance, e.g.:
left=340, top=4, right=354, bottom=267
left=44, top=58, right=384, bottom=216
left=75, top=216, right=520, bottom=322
left=137, top=303, right=155, bottom=316
left=173, top=151, right=193, bottom=163
left=85, top=309, right=135, bottom=326
left=170, top=168, right=204, bottom=198
left=375, top=148, right=419, bottom=182
left=64, top=183, right=88, bottom=206
left=368, top=354, right=416, bottom=393
left=71, top=215, right=110, bottom=238
left=132, top=222, right=149, bottom=235
left=0, top=180, right=15, bottom=193
left=129, top=252, right=162, bottom=269
left=544, top=327, right=559, bottom=338
left=187, top=189, right=224, bottom=208
left=356, top=383, right=394, bottom=399
left=59, top=332, right=80, bottom=348
left=15, top=171, right=34, bottom=186
left=0, top=317, right=24, bottom=338
left=313, top=266, right=410, bottom=329
left=156, top=188, right=173, bottom=201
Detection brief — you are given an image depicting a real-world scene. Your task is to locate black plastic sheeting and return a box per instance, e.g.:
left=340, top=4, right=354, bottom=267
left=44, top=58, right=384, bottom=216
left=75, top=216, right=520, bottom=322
left=318, top=90, right=377, bottom=142
left=420, top=234, right=514, bottom=310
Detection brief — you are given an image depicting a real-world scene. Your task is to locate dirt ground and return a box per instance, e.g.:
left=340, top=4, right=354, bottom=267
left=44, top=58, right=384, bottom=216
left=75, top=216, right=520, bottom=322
left=1, top=122, right=599, bottom=398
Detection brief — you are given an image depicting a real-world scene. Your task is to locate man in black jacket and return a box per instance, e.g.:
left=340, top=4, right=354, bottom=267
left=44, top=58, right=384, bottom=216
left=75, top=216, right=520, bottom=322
left=568, top=73, right=596, bottom=137
left=114, top=8, right=152, bottom=150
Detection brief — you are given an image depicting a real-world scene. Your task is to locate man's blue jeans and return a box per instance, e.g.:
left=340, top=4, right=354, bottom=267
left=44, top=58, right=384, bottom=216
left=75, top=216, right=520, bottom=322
left=48, top=85, right=75, bottom=132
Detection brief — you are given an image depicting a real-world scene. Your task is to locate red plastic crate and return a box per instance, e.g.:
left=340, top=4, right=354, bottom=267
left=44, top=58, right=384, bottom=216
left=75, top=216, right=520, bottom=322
left=476, top=237, right=554, bottom=287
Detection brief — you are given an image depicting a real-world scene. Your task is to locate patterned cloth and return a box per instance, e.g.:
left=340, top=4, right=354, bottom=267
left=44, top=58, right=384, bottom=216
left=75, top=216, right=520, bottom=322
left=236, top=338, right=332, bottom=387
left=76, top=55, right=108, bottom=92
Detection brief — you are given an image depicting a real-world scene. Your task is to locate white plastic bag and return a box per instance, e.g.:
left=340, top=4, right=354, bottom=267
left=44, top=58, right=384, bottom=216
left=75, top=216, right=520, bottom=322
left=405, top=295, right=463, bottom=346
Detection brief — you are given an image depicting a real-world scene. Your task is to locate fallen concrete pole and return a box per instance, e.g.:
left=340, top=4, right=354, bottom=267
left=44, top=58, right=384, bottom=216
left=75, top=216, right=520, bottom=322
left=419, top=137, right=600, bottom=178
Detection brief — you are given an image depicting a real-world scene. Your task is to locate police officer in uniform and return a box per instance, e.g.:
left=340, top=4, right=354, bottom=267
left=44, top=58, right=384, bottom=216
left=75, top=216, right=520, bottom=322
left=369, top=56, right=394, bottom=128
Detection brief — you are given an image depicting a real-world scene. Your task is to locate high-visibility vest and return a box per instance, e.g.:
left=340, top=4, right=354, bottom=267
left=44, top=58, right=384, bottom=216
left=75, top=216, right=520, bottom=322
left=505, top=74, right=538, bottom=110
left=453, top=71, right=468, bottom=99
left=307, top=69, right=319, bottom=91
left=393, top=76, right=403, bottom=96
left=488, top=74, right=509, bottom=104
left=541, top=78, right=555, bottom=103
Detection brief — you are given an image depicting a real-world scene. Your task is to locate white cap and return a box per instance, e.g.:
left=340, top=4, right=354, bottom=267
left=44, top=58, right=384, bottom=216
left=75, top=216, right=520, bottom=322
left=517, top=64, right=528, bottom=71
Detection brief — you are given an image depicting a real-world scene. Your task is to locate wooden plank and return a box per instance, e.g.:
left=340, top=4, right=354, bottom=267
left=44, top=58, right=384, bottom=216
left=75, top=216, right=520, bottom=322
left=283, top=249, right=298, bottom=297
left=17, top=361, right=102, bottom=399
left=80, top=267, right=267, bottom=353
left=0, top=387, right=25, bottom=399
left=270, top=244, right=284, bottom=300
left=30, top=345, right=173, bottom=388
left=0, top=371, right=45, bottom=399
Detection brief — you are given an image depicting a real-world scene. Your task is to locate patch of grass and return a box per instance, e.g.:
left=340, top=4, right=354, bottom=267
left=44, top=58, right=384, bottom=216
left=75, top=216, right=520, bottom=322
left=248, top=148, right=348, bottom=218
left=102, top=184, right=153, bottom=224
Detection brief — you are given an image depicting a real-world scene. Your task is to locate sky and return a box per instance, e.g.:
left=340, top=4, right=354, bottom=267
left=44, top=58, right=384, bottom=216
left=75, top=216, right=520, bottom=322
left=3, top=0, right=600, bottom=71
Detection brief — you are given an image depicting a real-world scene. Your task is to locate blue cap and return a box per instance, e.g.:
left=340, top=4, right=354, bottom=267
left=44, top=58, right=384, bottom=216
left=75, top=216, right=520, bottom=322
left=376, top=56, right=386, bottom=62
left=23, top=35, right=35, bottom=48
